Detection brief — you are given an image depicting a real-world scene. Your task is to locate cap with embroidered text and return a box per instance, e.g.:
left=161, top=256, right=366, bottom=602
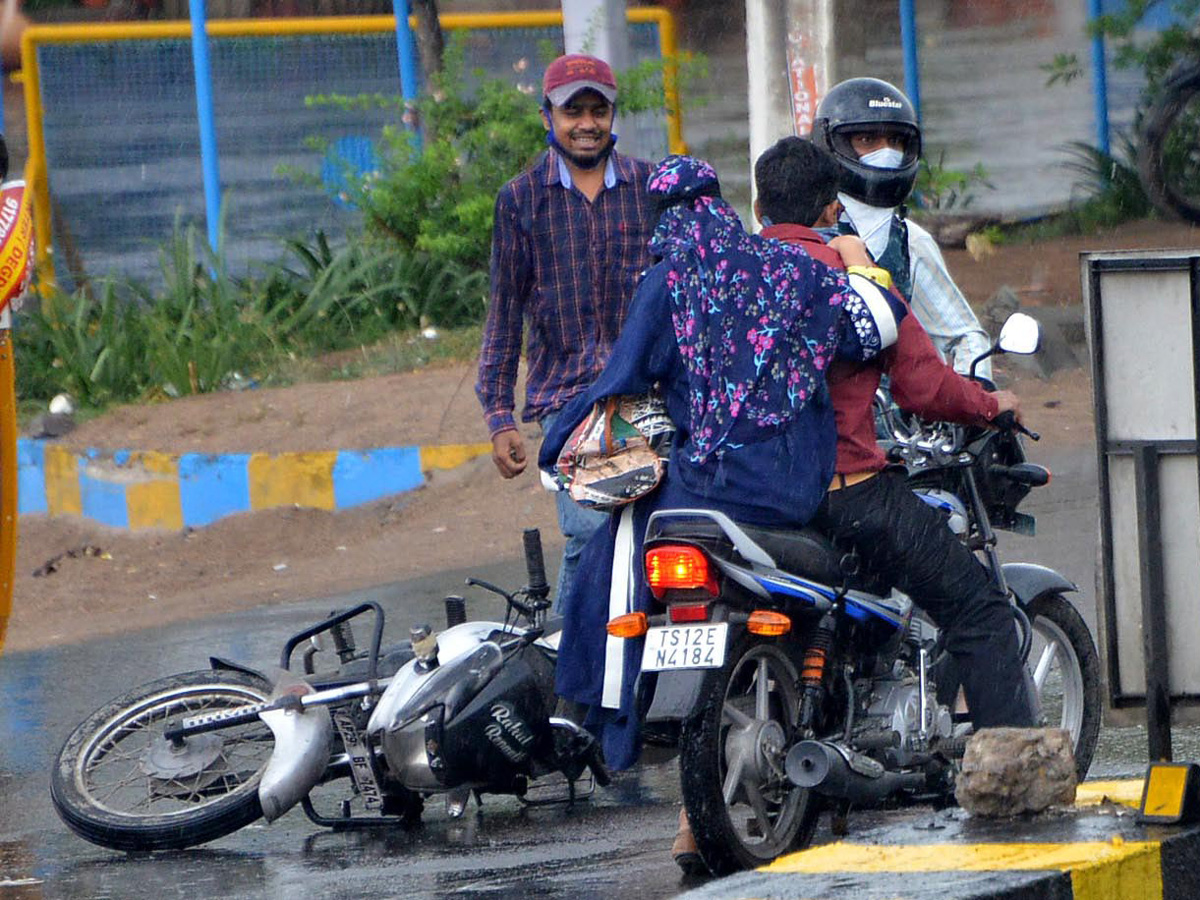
left=543, top=54, right=618, bottom=107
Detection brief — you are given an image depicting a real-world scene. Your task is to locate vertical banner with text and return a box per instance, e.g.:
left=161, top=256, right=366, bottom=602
left=0, top=178, right=34, bottom=653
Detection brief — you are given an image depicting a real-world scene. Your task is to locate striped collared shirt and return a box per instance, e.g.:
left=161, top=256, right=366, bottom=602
left=477, top=148, right=655, bottom=437
left=840, top=195, right=992, bottom=379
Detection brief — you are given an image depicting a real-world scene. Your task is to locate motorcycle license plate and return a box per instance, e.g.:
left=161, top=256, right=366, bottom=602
left=641, top=623, right=728, bottom=671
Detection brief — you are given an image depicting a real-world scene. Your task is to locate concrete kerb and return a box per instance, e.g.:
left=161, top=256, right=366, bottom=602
left=15, top=438, right=494, bottom=530
left=679, top=778, right=1200, bottom=900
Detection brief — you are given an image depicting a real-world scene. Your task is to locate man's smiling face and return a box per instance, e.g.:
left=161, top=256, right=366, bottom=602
left=543, top=90, right=614, bottom=168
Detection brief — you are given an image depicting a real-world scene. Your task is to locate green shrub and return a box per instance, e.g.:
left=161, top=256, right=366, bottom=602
left=912, top=151, right=994, bottom=211
left=1060, top=133, right=1152, bottom=225
left=15, top=281, right=151, bottom=408
left=257, top=231, right=487, bottom=342
left=307, top=40, right=546, bottom=274
left=14, top=221, right=488, bottom=409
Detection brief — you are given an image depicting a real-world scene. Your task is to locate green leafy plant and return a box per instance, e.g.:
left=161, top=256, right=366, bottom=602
left=1045, top=2, right=1200, bottom=96
left=987, top=133, right=1153, bottom=242
left=1060, top=133, right=1153, bottom=225
left=1090, top=1, right=1200, bottom=95
left=912, top=151, right=995, bottom=211
left=15, top=281, right=151, bottom=408
left=15, top=220, right=489, bottom=411
left=306, top=39, right=545, bottom=274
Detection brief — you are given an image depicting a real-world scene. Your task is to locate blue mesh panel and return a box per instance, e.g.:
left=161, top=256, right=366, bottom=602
left=36, top=21, right=666, bottom=290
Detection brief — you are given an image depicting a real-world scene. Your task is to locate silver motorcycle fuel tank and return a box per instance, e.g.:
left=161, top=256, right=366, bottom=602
left=366, top=621, right=557, bottom=791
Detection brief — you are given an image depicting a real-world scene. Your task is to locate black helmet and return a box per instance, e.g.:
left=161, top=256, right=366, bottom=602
left=812, top=77, right=922, bottom=208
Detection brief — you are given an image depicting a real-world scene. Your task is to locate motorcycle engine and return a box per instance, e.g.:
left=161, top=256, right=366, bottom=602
left=852, top=674, right=954, bottom=768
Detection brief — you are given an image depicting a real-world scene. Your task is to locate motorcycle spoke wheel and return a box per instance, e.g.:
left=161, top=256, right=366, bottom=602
left=52, top=670, right=274, bottom=852
left=680, top=639, right=819, bottom=876
left=1140, top=76, right=1200, bottom=225
left=1025, top=594, right=1101, bottom=779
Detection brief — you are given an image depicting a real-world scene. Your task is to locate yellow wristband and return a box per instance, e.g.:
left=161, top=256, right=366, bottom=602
left=846, top=265, right=894, bottom=291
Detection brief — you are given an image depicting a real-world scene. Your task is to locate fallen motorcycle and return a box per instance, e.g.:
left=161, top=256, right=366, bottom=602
left=610, top=313, right=1101, bottom=874
left=50, top=530, right=607, bottom=852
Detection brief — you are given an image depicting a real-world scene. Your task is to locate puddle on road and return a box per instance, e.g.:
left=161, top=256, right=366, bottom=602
left=0, top=840, right=44, bottom=896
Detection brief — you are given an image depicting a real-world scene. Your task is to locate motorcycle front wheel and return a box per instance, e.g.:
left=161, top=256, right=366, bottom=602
left=1139, top=68, right=1200, bottom=225
left=1025, top=593, right=1101, bottom=779
left=51, top=669, right=274, bottom=852
left=678, top=637, right=820, bottom=876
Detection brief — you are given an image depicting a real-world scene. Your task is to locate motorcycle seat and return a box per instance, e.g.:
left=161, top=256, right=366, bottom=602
left=654, top=518, right=848, bottom=586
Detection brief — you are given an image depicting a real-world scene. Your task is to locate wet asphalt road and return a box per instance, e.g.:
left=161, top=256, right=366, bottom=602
left=0, top=560, right=696, bottom=899
left=0, top=440, right=1191, bottom=898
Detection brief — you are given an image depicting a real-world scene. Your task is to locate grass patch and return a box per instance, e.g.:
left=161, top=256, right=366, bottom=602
left=265, top=324, right=483, bottom=385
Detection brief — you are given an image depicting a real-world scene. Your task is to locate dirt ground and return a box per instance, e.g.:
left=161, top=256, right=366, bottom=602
left=6, top=218, right=1199, bottom=653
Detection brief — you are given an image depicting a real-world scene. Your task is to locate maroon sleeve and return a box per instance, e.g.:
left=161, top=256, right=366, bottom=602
left=885, top=310, right=999, bottom=425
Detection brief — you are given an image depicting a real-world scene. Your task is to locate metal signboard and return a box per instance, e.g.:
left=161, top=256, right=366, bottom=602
left=1085, top=249, right=1200, bottom=751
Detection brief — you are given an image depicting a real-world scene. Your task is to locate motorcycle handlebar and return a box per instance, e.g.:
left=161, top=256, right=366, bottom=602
left=522, top=528, right=550, bottom=603
left=987, top=462, right=1051, bottom=486
left=992, top=410, right=1040, bottom=441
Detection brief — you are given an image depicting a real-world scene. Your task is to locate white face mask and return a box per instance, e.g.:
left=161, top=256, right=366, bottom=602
left=860, top=147, right=905, bottom=170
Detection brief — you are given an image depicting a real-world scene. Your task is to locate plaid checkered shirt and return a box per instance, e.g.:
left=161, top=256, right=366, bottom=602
left=476, top=149, right=655, bottom=437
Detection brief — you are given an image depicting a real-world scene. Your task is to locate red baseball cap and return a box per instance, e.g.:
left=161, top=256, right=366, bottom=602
left=543, top=54, right=618, bottom=107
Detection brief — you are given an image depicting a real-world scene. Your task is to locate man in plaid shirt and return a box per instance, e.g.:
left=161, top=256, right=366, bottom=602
left=476, top=54, right=655, bottom=608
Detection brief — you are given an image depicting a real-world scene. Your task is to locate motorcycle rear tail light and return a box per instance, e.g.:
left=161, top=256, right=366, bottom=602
left=645, top=545, right=718, bottom=598
left=607, top=612, right=649, bottom=638
left=747, top=610, right=791, bottom=637
left=668, top=603, right=710, bottom=624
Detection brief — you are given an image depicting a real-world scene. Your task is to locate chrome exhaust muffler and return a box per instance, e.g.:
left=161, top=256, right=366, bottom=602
left=785, top=740, right=926, bottom=806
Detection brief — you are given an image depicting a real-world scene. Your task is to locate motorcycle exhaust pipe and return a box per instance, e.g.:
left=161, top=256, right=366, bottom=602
left=785, top=740, right=926, bottom=806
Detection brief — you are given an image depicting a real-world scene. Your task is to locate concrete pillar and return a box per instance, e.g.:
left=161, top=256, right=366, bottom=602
left=782, top=0, right=836, bottom=136
left=746, top=0, right=791, bottom=192
left=560, top=0, right=630, bottom=71
left=746, top=0, right=836, bottom=222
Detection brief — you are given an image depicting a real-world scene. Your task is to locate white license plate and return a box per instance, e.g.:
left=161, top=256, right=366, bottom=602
left=640, top=623, right=729, bottom=672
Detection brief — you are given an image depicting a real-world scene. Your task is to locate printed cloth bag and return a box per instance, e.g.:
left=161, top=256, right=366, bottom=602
left=556, top=393, right=674, bottom=509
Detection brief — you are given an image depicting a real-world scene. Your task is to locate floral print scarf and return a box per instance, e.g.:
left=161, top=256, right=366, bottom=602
left=646, top=154, right=863, bottom=464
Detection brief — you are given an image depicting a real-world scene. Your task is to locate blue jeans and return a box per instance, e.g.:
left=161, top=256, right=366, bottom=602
left=542, top=411, right=609, bottom=613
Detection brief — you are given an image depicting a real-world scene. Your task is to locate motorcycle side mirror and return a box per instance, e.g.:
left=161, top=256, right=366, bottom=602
left=997, top=312, right=1041, bottom=356
left=969, top=312, right=1041, bottom=379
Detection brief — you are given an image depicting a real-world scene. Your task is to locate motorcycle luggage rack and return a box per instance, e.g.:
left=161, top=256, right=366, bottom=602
left=281, top=602, right=386, bottom=680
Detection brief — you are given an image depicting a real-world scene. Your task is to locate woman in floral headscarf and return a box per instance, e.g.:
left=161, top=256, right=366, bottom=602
left=538, top=155, right=902, bottom=768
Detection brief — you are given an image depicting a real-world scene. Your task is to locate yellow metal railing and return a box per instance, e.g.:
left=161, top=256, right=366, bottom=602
left=19, top=9, right=685, bottom=282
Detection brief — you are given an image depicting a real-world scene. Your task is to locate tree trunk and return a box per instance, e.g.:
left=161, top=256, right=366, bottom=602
left=410, top=0, right=445, bottom=81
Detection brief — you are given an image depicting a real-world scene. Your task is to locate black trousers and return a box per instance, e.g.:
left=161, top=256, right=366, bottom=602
left=811, top=468, right=1036, bottom=729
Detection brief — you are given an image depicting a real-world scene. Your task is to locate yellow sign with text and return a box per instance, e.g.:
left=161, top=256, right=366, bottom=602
left=0, top=178, right=34, bottom=653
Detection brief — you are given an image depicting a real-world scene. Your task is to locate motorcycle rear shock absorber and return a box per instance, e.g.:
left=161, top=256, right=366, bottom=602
left=799, top=612, right=836, bottom=731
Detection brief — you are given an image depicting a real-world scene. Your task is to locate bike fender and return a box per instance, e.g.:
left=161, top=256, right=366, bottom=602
left=1003, top=563, right=1077, bottom=607
left=643, top=669, right=708, bottom=722
left=209, top=656, right=269, bottom=682
left=258, top=674, right=334, bottom=823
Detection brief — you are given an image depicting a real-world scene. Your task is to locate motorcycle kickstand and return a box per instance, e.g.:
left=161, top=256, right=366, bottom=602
left=830, top=800, right=853, bottom=837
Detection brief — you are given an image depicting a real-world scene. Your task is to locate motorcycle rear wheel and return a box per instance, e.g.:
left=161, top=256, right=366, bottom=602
left=1026, top=593, right=1101, bottom=779
left=678, top=637, right=820, bottom=875
left=51, top=669, right=274, bottom=852
left=1139, top=69, right=1200, bottom=225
